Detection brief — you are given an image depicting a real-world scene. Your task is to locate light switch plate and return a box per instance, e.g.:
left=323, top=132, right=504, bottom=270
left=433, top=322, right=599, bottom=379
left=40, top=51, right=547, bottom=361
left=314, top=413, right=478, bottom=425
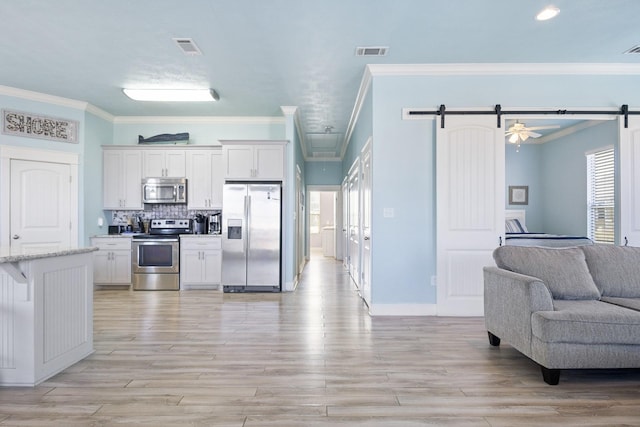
left=383, top=208, right=395, bottom=218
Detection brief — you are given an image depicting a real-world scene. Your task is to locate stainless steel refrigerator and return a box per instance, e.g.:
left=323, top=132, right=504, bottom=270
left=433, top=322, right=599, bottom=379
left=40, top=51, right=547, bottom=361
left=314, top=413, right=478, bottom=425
left=222, top=182, right=282, bottom=292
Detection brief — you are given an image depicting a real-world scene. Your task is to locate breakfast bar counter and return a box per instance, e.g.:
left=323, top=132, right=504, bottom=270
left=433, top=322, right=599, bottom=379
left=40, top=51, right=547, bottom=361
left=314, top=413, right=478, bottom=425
left=0, top=246, right=98, bottom=386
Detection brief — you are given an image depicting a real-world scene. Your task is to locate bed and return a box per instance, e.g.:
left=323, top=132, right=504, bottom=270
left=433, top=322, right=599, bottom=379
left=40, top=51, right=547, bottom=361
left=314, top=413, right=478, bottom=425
left=504, top=210, right=593, bottom=247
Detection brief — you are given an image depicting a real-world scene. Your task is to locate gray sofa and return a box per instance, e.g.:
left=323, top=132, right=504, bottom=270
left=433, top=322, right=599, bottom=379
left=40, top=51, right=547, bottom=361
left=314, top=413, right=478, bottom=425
left=484, top=244, right=640, bottom=385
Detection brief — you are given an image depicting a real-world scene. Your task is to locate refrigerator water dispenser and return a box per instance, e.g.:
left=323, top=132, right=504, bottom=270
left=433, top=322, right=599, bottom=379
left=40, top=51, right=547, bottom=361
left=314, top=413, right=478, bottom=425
left=228, top=219, right=242, bottom=239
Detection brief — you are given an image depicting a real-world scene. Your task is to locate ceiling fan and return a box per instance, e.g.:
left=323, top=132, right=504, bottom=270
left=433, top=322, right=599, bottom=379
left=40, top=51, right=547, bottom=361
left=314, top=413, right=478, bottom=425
left=505, top=121, right=560, bottom=144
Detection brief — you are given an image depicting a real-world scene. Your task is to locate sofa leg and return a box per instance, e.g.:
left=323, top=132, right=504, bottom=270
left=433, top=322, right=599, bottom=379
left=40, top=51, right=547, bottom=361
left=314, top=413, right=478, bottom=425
left=540, top=366, right=560, bottom=385
left=487, top=331, right=501, bottom=346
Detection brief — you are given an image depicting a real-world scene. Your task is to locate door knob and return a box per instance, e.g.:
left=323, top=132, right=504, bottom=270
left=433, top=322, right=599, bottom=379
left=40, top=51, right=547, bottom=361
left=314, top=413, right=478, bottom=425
left=12, top=234, right=20, bottom=239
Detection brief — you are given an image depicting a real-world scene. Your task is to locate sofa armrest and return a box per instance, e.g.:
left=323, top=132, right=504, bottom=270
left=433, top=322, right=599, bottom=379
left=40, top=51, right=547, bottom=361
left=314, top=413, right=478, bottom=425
left=483, top=266, right=554, bottom=355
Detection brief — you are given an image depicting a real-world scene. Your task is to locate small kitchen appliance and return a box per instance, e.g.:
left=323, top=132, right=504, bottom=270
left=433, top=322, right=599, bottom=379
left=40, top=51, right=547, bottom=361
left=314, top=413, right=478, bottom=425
left=193, top=214, right=207, bottom=234
left=142, top=177, right=187, bottom=204
left=208, top=212, right=221, bottom=234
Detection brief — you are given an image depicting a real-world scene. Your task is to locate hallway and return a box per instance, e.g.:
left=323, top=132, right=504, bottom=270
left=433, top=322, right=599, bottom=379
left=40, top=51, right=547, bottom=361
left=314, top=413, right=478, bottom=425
left=1, top=257, right=640, bottom=425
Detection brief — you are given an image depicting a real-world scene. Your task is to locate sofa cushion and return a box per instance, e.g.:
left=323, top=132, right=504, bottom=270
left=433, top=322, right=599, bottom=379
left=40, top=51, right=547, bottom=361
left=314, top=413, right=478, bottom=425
left=531, top=300, right=640, bottom=345
left=493, top=246, right=601, bottom=300
left=581, top=244, right=640, bottom=297
left=601, top=296, right=640, bottom=312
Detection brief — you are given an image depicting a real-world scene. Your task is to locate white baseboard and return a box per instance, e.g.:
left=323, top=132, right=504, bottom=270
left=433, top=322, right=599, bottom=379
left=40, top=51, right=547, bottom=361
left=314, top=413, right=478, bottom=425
left=369, top=304, right=437, bottom=316
left=283, top=278, right=298, bottom=292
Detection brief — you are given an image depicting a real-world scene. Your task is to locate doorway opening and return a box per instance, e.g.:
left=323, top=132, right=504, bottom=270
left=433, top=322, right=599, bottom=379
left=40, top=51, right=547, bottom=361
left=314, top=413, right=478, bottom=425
left=306, top=186, right=342, bottom=262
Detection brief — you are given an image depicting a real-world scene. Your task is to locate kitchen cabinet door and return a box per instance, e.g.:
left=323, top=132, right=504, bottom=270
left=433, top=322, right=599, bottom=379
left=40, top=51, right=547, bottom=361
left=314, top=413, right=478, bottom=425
left=180, top=236, right=222, bottom=289
left=181, top=249, right=204, bottom=283
left=186, top=149, right=223, bottom=209
left=103, top=150, right=142, bottom=209
left=91, top=237, right=132, bottom=285
left=202, top=249, right=222, bottom=284
left=222, top=143, right=284, bottom=180
left=223, top=145, right=254, bottom=179
left=254, top=145, right=284, bottom=180
left=143, top=150, right=186, bottom=178
left=93, top=250, right=111, bottom=283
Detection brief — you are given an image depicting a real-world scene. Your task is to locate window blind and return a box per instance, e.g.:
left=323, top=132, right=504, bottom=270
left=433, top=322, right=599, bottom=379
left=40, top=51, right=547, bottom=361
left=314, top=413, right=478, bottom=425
left=586, top=148, right=615, bottom=244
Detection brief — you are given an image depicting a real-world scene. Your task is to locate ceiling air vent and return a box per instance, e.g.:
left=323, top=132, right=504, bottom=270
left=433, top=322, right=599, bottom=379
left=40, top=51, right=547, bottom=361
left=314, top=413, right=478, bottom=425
left=356, top=46, right=388, bottom=56
left=173, top=38, right=203, bottom=55
left=624, top=45, right=640, bottom=54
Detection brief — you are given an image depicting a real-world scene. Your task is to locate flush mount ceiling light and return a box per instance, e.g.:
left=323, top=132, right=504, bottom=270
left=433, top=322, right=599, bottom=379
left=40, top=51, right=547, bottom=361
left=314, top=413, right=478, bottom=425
left=122, top=88, right=219, bottom=102
left=536, top=5, right=560, bottom=21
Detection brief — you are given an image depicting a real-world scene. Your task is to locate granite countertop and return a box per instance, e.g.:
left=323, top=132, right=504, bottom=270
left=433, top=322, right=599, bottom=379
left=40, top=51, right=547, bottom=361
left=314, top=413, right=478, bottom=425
left=0, top=246, right=98, bottom=264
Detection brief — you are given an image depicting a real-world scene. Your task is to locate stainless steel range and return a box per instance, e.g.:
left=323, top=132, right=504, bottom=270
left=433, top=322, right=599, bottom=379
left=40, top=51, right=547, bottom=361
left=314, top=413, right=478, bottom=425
left=132, top=219, right=192, bottom=290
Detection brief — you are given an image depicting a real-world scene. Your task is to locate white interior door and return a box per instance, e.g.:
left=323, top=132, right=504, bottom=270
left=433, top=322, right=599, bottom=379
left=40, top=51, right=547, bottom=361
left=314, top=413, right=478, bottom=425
left=436, top=115, right=505, bottom=316
left=348, top=164, right=360, bottom=287
left=342, top=178, right=349, bottom=270
left=619, top=115, right=640, bottom=246
left=10, top=159, right=72, bottom=253
left=361, top=141, right=372, bottom=306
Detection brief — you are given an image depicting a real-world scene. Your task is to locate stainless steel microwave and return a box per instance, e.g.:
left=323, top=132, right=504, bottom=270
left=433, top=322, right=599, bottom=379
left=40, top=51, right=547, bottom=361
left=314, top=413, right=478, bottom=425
left=142, top=177, right=187, bottom=204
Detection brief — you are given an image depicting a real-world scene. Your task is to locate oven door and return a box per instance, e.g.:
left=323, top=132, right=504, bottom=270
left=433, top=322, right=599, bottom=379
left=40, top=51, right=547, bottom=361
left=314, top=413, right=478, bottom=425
left=132, top=239, right=179, bottom=274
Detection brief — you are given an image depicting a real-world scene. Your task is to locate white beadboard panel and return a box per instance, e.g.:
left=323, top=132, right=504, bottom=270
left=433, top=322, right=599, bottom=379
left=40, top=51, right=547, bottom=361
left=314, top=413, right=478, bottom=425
left=620, top=117, right=640, bottom=246
left=0, top=275, right=15, bottom=369
left=445, top=250, right=494, bottom=298
left=42, top=266, right=89, bottom=363
left=447, top=127, right=497, bottom=231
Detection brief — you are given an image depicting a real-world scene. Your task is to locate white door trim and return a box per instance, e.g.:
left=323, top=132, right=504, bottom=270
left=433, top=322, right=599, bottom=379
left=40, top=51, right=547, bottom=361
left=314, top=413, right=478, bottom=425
left=0, top=145, right=79, bottom=247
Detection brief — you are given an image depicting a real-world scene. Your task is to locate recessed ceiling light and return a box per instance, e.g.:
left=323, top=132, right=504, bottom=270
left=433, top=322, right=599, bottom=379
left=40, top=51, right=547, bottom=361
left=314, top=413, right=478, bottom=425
left=536, top=6, right=560, bottom=21
left=122, top=88, right=219, bottom=102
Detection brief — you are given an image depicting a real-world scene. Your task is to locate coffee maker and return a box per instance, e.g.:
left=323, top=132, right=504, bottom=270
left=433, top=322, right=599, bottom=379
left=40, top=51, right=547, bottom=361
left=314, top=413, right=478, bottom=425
left=208, top=213, right=221, bottom=234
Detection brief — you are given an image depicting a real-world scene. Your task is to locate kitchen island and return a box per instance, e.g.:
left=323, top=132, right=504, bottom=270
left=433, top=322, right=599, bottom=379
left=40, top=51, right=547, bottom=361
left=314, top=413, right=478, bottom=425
left=0, top=246, right=97, bottom=386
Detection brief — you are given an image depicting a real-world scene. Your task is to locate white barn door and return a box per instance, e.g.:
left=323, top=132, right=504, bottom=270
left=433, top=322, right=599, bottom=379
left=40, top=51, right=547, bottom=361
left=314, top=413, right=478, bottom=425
left=436, top=115, right=505, bottom=316
left=619, top=115, right=640, bottom=247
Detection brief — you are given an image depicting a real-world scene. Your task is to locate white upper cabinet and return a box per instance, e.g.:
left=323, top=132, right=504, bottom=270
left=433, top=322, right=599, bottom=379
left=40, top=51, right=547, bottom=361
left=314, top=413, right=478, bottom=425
left=186, top=149, right=223, bottom=209
left=221, top=141, right=286, bottom=180
left=103, top=149, right=143, bottom=210
left=142, top=149, right=186, bottom=178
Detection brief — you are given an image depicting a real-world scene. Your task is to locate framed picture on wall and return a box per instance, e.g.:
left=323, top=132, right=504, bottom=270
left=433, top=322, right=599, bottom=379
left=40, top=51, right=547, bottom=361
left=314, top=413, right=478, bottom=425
left=509, top=185, right=529, bottom=205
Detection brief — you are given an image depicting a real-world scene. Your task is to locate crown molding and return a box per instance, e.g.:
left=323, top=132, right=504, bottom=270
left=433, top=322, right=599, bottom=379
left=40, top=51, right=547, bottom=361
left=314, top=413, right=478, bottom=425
left=85, top=104, right=115, bottom=122
left=112, top=116, right=285, bottom=125
left=367, top=63, right=640, bottom=76
left=341, top=66, right=373, bottom=160
left=0, top=85, right=88, bottom=110
left=0, top=85, right=115, bottom=122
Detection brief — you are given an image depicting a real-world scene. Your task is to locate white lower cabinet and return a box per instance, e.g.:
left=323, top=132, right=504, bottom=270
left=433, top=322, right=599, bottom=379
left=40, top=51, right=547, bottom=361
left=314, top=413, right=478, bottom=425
left=91, top=237, right=132, bottom=286
left=180, top=236, right=222, bottom=289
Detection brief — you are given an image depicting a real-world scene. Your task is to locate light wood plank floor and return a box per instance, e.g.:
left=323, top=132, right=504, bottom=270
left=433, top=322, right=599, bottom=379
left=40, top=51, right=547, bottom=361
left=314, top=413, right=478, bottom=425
left=2, top=256, right=640, bottom=426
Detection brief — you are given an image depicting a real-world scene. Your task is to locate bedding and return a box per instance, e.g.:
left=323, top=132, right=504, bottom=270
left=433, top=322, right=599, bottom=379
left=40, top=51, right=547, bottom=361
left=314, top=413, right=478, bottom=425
left=504, top=210, right=592, bottom=247
left=505, top=233, right=593, bottom=247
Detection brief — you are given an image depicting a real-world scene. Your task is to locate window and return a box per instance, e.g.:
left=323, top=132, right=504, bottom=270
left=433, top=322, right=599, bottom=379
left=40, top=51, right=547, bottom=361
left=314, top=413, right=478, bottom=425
left=586, top=148, right=615, bottom=244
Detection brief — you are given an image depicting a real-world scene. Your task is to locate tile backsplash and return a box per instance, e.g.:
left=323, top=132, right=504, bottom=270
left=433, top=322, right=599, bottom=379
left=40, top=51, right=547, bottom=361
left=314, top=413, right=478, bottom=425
left=110, top=205, right=221, bottom=225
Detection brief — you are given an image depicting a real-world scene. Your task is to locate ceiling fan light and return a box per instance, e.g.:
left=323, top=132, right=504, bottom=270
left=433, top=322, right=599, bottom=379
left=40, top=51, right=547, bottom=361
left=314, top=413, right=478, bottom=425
left=123, top=88, right=219, bottom=102
left=536, top=6, right=560, bottom=21
left=509, top=134, right=519, bottom=144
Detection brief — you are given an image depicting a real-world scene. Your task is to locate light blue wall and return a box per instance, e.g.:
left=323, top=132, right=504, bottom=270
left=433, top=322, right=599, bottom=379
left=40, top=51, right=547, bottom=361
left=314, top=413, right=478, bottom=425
left=363, top=73, right=639, bottom=307
left=371, top=80, right=436, bottom=305
left=113, top=121, right=285, bottom=146
left=84, top=112, right=113, bottom=244
left=305, top=161, right=342, bottom=185
left=505, top=143, right=543, bottom=232
left=540, top=120, right=618, bottom=235
left=343, top=87, right=372, bottom=175
left=0, top=95, right=87, bottom=244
